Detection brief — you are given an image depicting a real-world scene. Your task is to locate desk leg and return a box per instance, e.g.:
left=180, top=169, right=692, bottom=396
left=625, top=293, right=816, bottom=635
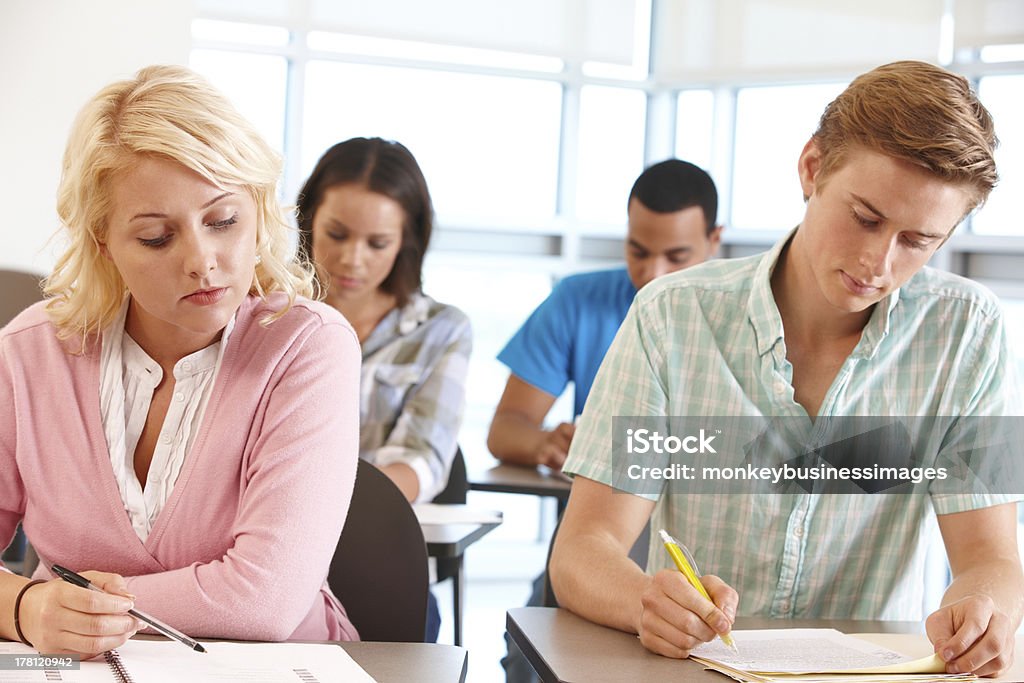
left=453, top=556, right=464, bottom=647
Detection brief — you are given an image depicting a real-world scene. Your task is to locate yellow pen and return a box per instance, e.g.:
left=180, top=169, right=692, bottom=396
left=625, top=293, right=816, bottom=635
left=659, top=529, right=738, bottom=653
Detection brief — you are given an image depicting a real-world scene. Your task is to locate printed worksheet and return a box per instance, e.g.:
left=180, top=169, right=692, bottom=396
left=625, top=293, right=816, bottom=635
left=689, top=629, right=975, bottom=682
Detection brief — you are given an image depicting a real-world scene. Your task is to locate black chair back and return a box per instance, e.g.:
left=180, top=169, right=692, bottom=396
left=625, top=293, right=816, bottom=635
left=432, top=446, right=469, bottom=583
left=329, top=460, right=429, bottom=642
left=432, top=445, right=468, bottom=505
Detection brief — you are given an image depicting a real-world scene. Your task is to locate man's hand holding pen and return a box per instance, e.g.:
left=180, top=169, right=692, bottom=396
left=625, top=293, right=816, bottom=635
left=636, top=568, right=738, bottom=658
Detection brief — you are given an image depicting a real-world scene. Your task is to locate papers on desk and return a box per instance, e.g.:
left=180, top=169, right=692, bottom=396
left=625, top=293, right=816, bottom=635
left=0, top=640, right=378, bottom=682
left=413, top=503, right=503, bottom=525
left=689, top=629, right=975, bottom=682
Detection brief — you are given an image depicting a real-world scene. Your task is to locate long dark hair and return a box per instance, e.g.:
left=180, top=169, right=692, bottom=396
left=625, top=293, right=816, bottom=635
left=297, top=137, right=434, bottom=307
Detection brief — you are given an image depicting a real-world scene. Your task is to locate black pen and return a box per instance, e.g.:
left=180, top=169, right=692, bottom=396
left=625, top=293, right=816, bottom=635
left=51, top=565, right=206, bottom=653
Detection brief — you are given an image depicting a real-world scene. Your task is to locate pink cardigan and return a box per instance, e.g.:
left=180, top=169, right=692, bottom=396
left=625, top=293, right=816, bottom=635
left=0, top=294, right=360, bottom=641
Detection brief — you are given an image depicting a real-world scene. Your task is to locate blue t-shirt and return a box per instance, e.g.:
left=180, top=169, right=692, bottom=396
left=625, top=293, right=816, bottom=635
left=497, top=268, right=636, bottom=416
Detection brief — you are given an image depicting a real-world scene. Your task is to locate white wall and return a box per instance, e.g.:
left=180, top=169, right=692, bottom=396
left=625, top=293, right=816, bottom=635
left=0, top=0, right=193, bottom=275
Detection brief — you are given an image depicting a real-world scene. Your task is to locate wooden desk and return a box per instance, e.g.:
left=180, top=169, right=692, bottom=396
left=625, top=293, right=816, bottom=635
left=507, top=607, right=1024, bottom=682
left=420, top=510, right=502, bottom=647
left=469, top=463, right=572, bottom=515
left=341, top=641, right=468, bottom=682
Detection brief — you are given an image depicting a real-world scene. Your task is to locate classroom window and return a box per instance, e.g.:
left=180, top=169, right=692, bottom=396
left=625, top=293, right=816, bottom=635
left=973, top=75, right=1024, bottom=237
left=187, top=11, right=1024, bottom=461
left=730, top=82, right=845, bottom=232
left=307, top=31, right=564, bottom=72
left=189, top=49, right=288, bottom=154
left=579, top=0, right=652, bottom=82
left=191, top=19, right=290, bottom=46
left=302, top=61, right=563, bottom=226
left=575, top=85, right=647, bottom=226
left=675, top=89, right=715, bottom=173
left=980, top=44, right=1024, bottom=63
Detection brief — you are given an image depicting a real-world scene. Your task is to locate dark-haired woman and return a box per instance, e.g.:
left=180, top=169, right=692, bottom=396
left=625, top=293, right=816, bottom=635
left=298, top=138, right=471, bottom=641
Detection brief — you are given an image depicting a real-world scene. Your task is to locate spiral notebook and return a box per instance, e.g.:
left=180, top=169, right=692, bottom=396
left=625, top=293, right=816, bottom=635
left=0, top=640, right=377, bottom=682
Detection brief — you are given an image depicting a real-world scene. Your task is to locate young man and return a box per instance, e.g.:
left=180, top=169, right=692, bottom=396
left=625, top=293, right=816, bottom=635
left=493, top=160, right=720, bottom=683
left=550, top=61, right=1022, bottom=678
left=487, top=159, right=721, bottom=469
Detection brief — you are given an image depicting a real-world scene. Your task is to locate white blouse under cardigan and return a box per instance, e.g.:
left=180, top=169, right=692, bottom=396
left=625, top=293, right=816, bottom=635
left=98, top=301, right=233, bottom=540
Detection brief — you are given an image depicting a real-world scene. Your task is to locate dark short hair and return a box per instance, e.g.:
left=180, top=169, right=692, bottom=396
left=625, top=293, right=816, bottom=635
left=297, top=137, right=433, bottom=307
left=628, top=159, right=718, bottom=234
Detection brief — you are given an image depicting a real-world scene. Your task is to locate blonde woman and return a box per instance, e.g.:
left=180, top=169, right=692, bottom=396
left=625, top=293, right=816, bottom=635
left=0, top=65, right=360, bottom=656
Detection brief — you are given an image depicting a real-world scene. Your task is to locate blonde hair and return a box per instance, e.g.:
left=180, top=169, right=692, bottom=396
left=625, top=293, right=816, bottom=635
left=813, top=60, right=998, bottom=212
left=45, top=64, right=316, bottom=343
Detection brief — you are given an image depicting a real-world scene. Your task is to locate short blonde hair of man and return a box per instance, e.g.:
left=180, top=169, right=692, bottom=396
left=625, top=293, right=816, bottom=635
left=812, top=60, right=998, bottom=213
left=45, top=64, right=316, bottom=344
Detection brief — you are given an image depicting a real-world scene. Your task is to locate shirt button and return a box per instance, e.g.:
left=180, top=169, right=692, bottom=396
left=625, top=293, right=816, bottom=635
left=779, top=601, right=790, bottom=612
left=774, top=380, right=787, bottom=395
left=182, top=361, right=192, bottom=372
left=175, top=392, right=185, bottom=402
left=161, top=434, right=172, bottom=444
left=794, top=526, right=804, bottom=538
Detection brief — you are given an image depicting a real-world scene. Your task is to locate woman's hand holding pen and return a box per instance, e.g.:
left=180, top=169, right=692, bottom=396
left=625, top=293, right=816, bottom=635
left=636, top=569, right=738, bottom=658
left=18, top=571, right=140, bottom=657
left=925, top=594, right=1016, bottom=677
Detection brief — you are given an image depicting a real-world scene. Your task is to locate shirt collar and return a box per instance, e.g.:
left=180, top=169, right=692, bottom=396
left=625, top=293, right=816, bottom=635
left=397, top=292, right=430, bottom=335
left=852, top=286, right=899, bottom=360
left=747, top=230, right=793, bottom=357
left=747, top=227, right=901, bottom=360
left=362, top=292, right=429, bottom=356
left=104, top=296, right=237, bottom=379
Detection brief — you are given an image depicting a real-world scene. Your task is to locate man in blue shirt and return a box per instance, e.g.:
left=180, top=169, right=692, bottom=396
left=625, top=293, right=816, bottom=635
left=492, top=159, right=721, bottom=683
left=488, top=159, right=722, bottom=469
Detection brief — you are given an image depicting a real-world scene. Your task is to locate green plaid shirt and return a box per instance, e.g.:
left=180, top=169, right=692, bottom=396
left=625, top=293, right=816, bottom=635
left=563, top=231, right=1021, bottom=621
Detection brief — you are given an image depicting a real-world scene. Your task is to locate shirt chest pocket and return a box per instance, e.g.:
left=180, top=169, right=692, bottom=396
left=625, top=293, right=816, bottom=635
left=364, top=363, right=424, bottom=415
